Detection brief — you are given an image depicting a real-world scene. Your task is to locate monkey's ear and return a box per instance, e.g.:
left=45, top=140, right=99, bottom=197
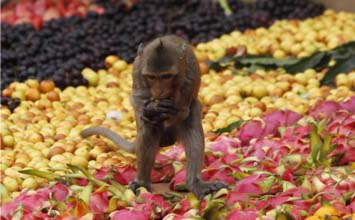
left=157, top=39, right=164, bottom=52
left=137, top=43, right=144, bottom=55
left=180, top=42, right=187, bottom=54
left=179, top=42, right=187, bottom=59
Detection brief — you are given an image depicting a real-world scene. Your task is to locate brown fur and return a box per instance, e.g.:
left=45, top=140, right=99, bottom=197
left=81, top=35, right=227, bottom=199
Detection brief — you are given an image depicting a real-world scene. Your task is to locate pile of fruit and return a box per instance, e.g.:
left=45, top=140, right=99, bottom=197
left=0, top=0, right=104, bottom=29
left=0, top=0, right=325, bottom=93
left=1, top=4, right=355, bottom=220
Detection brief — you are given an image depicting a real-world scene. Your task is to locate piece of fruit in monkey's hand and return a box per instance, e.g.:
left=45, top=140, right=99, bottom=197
left=142, top=98, right=178, bottom=125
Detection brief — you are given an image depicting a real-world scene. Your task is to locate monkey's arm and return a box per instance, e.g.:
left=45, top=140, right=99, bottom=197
left=174, top=49, right=201, bottom=122
left=80, top=127, right=135, bottom=153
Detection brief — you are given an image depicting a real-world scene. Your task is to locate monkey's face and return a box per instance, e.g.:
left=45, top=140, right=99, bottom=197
left=144, top=72, right=178, bottom=99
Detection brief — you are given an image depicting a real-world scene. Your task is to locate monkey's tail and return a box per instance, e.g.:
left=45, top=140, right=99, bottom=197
left=80, top=126, right=135, bottom=153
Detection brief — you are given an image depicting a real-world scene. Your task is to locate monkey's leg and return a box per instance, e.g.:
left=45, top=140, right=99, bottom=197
left=179, top=100, right=228, bottom=200
left=128, top=125, right=161, bottom=194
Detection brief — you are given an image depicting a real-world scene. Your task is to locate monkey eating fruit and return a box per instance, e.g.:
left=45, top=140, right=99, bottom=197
left=80, top=35, right=228, bottom=199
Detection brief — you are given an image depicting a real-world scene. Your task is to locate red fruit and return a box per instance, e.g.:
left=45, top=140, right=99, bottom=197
left=56, top=1, right=66, bottom=15
left=50, top=182, right=69, bottom=202
left=89, top=5, right=105, bottom=14
left=77, top=5, right=87, bottom=17
left=226, top=210, right=259, bottom=220
left=32, top=16, right=43, bottom=29
left=340, top=96, right=355, bottom=113
left=89, top=191, right=109, bottom=214
left=226, top=47, right=237, bottom=56
left=43, top=7, right=60, bottom=22
left=15, top=2, right=31, bottom=18
left=33, top=0, right=47, bottom=16
left=14, top=17, right=31, bottom=25
left=1, top=10, right=12, bottom=20
left=234, top=174, right=264, bottom=195
left=111, top=209, right=149, bottom=220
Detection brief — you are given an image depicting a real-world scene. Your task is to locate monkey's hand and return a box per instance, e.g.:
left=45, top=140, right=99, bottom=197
left=190, top=181, right=229, bottom=200
left=142, top=99, right=178, bottom=125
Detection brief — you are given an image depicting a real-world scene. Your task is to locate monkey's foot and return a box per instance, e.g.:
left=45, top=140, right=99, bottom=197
left=190, top=181, right=229, bottom=200
left=128, top=181, right=151, bottom=195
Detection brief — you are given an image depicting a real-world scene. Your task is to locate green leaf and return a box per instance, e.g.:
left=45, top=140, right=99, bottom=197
left=309, top=124, right=322, bottom=165
left=278, top=127, right=287, bottom=136
left=218, top=0, right=233, bottom=16
left=283, top=154, right=302, bottom=166
left=109, top=179, right=126, bottom=193
left=331, top=152, right=345, bottom=166
left=208, top=41, right=355, bottom=79
left=317, top=118, right=327, bottom=134
left=282, top=181, right=296, bottom=191
left=187, top=193, right=200, bottom=208
left=67, top=164, right=109, bottom=187
left=329, top=40, right=355, bottom=60
left=246, top=64, right=265, bottom=74
left=301, top=177, right=312, bottom=192
left=320, top=54, right=355, bottom=86
left=322, top=135, right=334, bottom=156
left=213, top=188, right=229, bottom=199
left=19, top=169, right=59, bottom=181
left=276, top=212, right=295, bottom=220
left=175, top=183, right=188, bottom=191
left=12, top=204, right=24, bottom=220
left=258, top=176, right=275, bottom=193
left=207, top=57, right=233, bottom=71
left=235, top=55, right=298, bottom=67
left=312, top=176, right=326, bottom=192
left=201, top=199, right=225, bottom=220
left=232, top=171, right=249, bottom=180
left=213, top=120, right=244, bottom=134
left=283, top=52, right=331, bottom=74
left=67, top=164, right=91, bottom=177
left=79, top=183, right=93, bottom=204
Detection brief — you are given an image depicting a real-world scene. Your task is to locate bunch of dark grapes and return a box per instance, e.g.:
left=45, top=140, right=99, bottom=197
left=1, top=0, right=325, bottom=105
left=255, top=0, right=325, bottom=20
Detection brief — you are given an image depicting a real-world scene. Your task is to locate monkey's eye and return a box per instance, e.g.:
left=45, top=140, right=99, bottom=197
left=146, top=75, right=156, bottom=80
left=161, top=74, right=174, bottom=80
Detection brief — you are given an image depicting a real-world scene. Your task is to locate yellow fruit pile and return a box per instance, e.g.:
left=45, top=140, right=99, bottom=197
left=195, top=10, right=355, bottom=61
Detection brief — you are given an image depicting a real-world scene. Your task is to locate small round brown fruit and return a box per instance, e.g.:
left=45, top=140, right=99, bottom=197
left=3, top=135, right=15, bottom=148
left=2, top=88, right=13, bottom=97
left=39, top=80, right=55, bottom=93
left=226, top=47, right=237, bottom=56
left=47, top=91, right=60, bottom=102
left=26, top=88, right=41, bottom=101
left=254, top=101, right=266, bottom=111
left=199, top=62, right=209, bottom=75
left=48, top=146, right=66, bottom=159
left=105, top=55, right=119, bottom=68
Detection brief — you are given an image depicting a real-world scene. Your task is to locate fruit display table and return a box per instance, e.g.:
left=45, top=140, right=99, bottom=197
left=1, top=1, right=354, bottom=219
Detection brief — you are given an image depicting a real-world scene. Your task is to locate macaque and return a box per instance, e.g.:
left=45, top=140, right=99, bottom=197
left=81, top=35, right=228, bottom=199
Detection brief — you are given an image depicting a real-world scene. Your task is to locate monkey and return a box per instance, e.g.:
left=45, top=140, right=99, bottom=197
left=80, top=35, right=228, bottom=199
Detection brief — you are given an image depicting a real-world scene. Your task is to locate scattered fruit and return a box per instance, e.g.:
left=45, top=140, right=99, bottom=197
left=1, top=0, right=326, bottom=95
left=0, top=6, right=354, bottom=220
